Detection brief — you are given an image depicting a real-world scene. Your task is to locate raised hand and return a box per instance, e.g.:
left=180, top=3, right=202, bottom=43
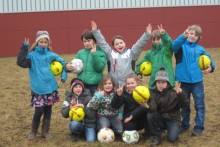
left=116, top=83, right=124, bottom=96
left=146, top=23, right=152, bottom=34
left=24, top=38, right=29, bottom=44
left=158, top=24, right=165, bottom=35
left=91, top=21, right=98, bottom=31
left=183, top=26, right=190, bottom=38
left=90, top=43, right=96, bottom=53
left=174, top=82, right=182, bottom=94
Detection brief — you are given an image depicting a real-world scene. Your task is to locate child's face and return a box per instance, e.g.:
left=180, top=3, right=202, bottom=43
left=156, top=80, right=168, bottom=92
left=152, top=38, right=162, bottom=46
left=113, top=39, right=126, bottom=53
left=103, top=79, right=113, bottom=93
left=82, top=38, right=96, bottom=49
left=38, top=38, right=49, bottom=48
left=72, top=85, right=83, bottom=96
left=126, top=78, right=139, bottom=93
left=188, top=30, right=199, bottom=43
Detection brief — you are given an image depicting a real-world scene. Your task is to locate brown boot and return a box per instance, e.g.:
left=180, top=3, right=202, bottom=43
left=28, top=121, right=40, bottom=140
left=42, top=119, right=53, bottom=139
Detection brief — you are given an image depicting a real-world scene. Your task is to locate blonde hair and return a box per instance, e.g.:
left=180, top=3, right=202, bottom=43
left=125, top=73, right=140, bottom=84
left=189, top=25, right=202, bottom=37
left=28, top=38, right=52, bottom=51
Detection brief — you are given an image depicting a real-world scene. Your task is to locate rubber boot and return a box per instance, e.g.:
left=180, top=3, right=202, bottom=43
left=42, top=119, right=53, bottom=139
left=28, top=121, right=40, bottom=140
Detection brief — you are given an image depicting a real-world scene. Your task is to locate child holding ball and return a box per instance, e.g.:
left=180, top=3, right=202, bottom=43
left=61, top=78, right=97, bottom=142
left=17, top=31, right=68, bottom=140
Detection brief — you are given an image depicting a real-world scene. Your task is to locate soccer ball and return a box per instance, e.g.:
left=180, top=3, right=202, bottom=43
left=133, top=86, right=150, bottom=103
left=122, top=130, right=139, bottom=144
left=70, top=59, right=83, bottom=74
left=69, top=107, right=85, bottom=121
left=97, top=128, right=115, bottom=143
left=140, top=61, right=152, bottom=76
left=50, top=61, right=63, bottom=76
left=198, top=55, right=211, bottom=70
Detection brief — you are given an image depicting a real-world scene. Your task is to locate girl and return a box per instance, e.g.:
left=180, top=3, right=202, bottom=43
left=91, top=21, right=152, bottom=85
left=17, top=31, right=68, bottom=140
left=87, top=75, right=123, bottom=135
left=111, top=73, right=147, bottom=132
left=61, top=78, right=97, bottom=142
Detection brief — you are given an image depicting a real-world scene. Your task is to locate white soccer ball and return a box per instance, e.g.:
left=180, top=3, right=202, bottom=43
left=70, top=59, right=83, bottom=74
left=122, top=130, right=139, bottom=144
left=97, top=128, right=115, bottom=143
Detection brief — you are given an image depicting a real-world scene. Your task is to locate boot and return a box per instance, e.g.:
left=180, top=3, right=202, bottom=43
left=42, top=119, right=53, bottom=139
left=28, top=121, right=40, bottom=140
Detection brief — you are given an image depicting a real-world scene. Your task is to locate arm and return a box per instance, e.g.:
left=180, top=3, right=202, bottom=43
left=61, top=91, right=72, bottom=118
left=17, top=38, right=31, bottom=68
left=135, top=51, right=150, bottom=75
left=111, top=93, right=124, bottom=109
left=87, top=92, right=102, bottom=110
left=91, top=49, right=107, bottom=73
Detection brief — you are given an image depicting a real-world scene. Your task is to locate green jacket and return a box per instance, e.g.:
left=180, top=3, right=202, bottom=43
left=136, top=32, right=175, bottom=90
left=76, top=46, right=106, bottom=85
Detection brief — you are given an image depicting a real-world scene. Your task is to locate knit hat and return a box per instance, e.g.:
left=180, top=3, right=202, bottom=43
left=153, top=67, right=170, bottom=86
left=70, top=78, right=84, bottom=91
left=36, top=31, right=50, bottom=43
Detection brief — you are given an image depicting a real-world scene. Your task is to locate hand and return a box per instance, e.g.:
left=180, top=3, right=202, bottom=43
left=90, top=43, right=96, bottom=53
left=146, top=23, right=152, bottom=34
left=174, top=82, right=182, bottom=94
left=137, top=74, right=143, bottom=83
left=124, top=115, right=133, bottom=123
left=24, top=38, right=29, bottom=44
left=183, top=26, right=190, bottom=38
left=138, top=102, right=149, bottom=109
left=116, top=83, right=124, bottom=96
left=66, top=62, right=75, bottom=71
left=202, top=66, right=212, bottom=74
left=158, top=24, right=165, bottom=35
left=91, top=21, right=98, bottom=31
left=74, top=104, right=84, bottom=108
left=117, top=116, right=123, bottom=121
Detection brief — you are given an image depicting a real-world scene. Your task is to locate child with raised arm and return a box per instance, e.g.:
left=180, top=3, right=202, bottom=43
left=135, top=24, right=175, bottom=90
left=17, top=31, right=68, bottom=140
left=87, top=75, right=123, bottom=135
left=172, top=25, right=215, bottom=136
left=91, top=21, right=152, bottom=85
left=61, top=78, right=97, bottom=142
left=66, top=30, right=107, bottom=96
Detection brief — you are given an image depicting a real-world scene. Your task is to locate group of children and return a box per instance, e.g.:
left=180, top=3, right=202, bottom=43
left=17, top=21, right=215, bottom=146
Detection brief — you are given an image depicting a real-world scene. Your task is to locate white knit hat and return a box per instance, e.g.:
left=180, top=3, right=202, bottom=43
left=36, top=31, right=50, bottom=43
left=152, top=67, right=170, bottom=86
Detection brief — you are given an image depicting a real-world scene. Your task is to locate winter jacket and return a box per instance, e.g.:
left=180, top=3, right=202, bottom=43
left=136, top=32, right=174, bottom=90
left=111, top=89, right=146, bottom=119
left=88, top=92, right=123, bottom=118
left=172, top=34, right=215, bottom=83
left=149, top=87, right=189, bottom=121
left=17, top=43, right=67, bottom=95
left=61, top=89, right=97, bottom=128
left=75, top=46, right=106, bottom=85
left=92, top=28, right=151, bottom=85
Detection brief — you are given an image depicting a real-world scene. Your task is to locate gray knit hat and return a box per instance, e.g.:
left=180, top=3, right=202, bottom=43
left=153, top=67, right=170, bottom=86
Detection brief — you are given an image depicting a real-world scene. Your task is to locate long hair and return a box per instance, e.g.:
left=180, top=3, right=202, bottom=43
left=98, top=75, right=116, bottom=94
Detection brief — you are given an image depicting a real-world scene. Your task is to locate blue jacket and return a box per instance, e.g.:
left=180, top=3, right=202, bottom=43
left=17, top=43, right=67, bottom=95
left=172, top=34, right=215, bottom=83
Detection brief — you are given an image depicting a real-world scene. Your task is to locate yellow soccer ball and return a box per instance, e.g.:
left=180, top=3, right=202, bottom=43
left=50, top=61, right=63, bottom=76
left=140, top=62, right=152, bottom=76
left=133, top=86, right=150, bottom=103
left=69, top=107, right=85, bottom=121
left=198, top=55, right=211, bottom=70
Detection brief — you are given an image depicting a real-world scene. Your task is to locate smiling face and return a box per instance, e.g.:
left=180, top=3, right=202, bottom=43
left=72, top=85, right=83, bottom=96
left=113, top=38, right=126, bottom=53
left=103, top=79, right=114, bottom=93
left=37, top=38, right=49, bottom=48
left=188, top=30, right=199, bottom=43
left=126, top=78, right=139, bottom=93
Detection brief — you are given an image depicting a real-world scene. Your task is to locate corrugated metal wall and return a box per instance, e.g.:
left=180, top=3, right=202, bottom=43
left=0, top=0, right=219, bottom=13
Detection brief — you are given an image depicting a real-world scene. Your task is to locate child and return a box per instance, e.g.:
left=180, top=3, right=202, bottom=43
left=16, top=31, right=68, bottom=140
left=61, top=78, right=97, bottom=142
left=140, top=67, right=189, bottom=146
left=87, top=76, right=123, bottom=135
left=111, top=73, right=147, bottom=132
left=172, top=25, right=215, bottom=136
left=135, top=24, right=175, bottom=90
left=91, top=21, right=152, bottom=85
left=66, top=30, right=107, bottom=96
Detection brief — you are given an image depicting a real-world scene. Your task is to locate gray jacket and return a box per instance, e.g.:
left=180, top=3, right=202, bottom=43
left=92, top=29, right=151, bottom=85
left=61, top=89, right=97, bottom=128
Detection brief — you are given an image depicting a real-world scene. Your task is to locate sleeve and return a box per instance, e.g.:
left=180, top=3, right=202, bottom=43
left=130, top=105, right=146, bottom=119
left=131, top=32, right=151, bottom=61
left=61, top=99, right=70, bottom=118
left=87, top=93, right=102, bottom=110
left=161, top=32, right=173, bottom=57
left=53, top=54, right=68, bottom=82
left=203, top=50, right=216, bottom=73
left=172, top=34, right=187, bottom=53
left=178, top=92, right=190, bottom=108
left=111, top=93, right=124, bottom=109
left=148, top=95, right=158, bottom=112
left=135, top=51, right=151, bottom=75
left=16, top=43, right=31, bottom=68
left=91, top=49, right=107, bottom=73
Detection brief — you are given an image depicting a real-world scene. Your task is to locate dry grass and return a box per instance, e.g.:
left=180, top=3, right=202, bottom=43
left=0, top=48, right=219, bottom=147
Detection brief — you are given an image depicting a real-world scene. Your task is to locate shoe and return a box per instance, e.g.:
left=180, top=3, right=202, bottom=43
left=192, top=129, right=202, bottom=136
left=179, top=127, right=189, bottom=134
left=150, top=136, right=161, bottom=146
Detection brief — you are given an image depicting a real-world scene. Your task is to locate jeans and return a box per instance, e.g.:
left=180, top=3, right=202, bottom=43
left=181, top=82, right=205, bottom=131
left=147, top=112, right=180, bottom=142
left=97, top=116, right=123, bottom=134
left=69, top=120, right=96, bottom=142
